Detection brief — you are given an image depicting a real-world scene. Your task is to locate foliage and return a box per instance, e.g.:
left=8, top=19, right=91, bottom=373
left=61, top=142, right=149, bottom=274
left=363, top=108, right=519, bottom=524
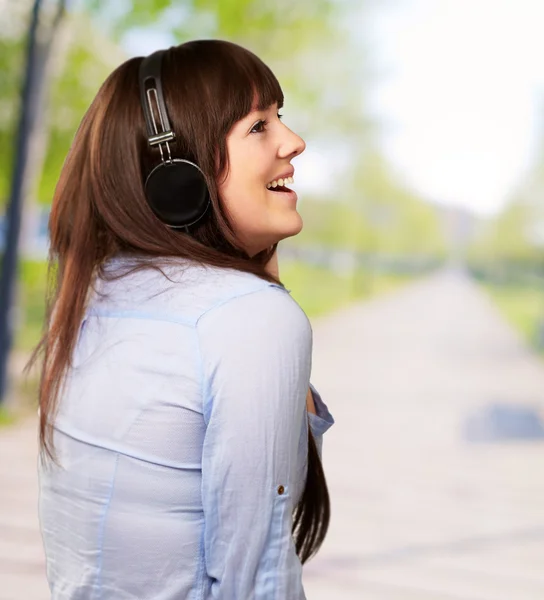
left=0, top=405, right=16, bottom=427
left=16, top=258, right=48, bottom=351
left=0, top=36, right=25, bottom=203
left=36, top=20, right=126, bottom=204
left=318, top=149, right=449, bottom=257
left=479, top=281, right=544, bottom=355
left=82, top=0, right=336, bottom=48
left=467, top=100, right=544, bottom=269
left=0, top=8, right=125, bottom=207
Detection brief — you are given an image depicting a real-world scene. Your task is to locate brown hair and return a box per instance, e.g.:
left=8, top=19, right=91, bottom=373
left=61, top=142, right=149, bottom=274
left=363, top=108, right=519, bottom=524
left=29, top=39, right=329, bottom=563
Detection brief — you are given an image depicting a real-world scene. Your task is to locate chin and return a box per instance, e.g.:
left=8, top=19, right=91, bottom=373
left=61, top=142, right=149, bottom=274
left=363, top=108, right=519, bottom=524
left=267, top=227, right=302, bottom=249
left=245, top=216, right=304, bottom=255
left=278, top=225, right=303, bottom=242
left=278, top=212, right=303, bottom=239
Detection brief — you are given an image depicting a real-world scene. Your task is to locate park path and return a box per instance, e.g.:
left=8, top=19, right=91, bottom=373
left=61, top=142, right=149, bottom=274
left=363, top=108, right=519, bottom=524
left=0, top=411, right=46, bottom=599
left=2, top=267, right=544, bottom=599
left=303, top=267, right=544, bottom=599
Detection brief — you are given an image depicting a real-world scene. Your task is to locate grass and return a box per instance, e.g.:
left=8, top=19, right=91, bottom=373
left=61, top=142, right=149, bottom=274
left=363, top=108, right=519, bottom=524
left=479, top=282, right=544, bottom=354
left=16, top=259, right=48, bottom=352
left=281, top=260, right=415, bottom=318
left=0, top=405, right=16, bottom=428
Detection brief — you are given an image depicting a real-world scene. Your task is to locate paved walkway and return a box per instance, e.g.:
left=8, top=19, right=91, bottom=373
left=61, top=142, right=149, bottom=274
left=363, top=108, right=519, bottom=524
left=303, top=268, right=544, bottom=599
left=0, top=414, right=46, bottom=599
left=2, top=268, right=544, bottom=599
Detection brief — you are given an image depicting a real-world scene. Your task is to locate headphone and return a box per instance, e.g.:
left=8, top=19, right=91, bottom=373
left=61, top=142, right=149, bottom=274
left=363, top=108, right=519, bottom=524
left=138, top=49, right=211, bottom=230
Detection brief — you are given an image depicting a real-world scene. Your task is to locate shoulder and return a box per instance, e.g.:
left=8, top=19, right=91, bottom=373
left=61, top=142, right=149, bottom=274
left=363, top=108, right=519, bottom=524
left=154, top=258, right=308, bottom=329
left=196, top=283, right=312, bottom=348
left=92, top=255, right=306, bottom=331
left=199, top=282, right=309, bottom=329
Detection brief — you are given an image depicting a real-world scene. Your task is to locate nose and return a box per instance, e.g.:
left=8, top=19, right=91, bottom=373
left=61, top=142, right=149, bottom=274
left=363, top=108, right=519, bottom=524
left=278, top=126, right=306, bottom=159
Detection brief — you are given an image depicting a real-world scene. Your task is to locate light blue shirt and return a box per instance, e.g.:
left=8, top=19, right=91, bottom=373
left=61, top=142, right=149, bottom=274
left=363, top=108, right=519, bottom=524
left=38, top=255, right=335, bottom=599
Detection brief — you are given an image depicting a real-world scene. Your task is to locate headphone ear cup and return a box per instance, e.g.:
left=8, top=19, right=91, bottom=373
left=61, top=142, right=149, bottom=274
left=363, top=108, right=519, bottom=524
left=144, top=159, right=211, bottom=228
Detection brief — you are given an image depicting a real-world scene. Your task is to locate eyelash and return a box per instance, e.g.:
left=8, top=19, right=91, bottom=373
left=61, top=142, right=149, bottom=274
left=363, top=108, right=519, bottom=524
left=251, top=113, right=283, bottom=134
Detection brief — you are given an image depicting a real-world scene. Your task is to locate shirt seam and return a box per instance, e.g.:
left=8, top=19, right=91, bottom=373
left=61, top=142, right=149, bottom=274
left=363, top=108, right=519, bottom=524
left=193, top=521, right=207, bottom=600
left=52, top=420, right=202, bottom=470
left=87, top=283, right=287, bottom=329
left=93, top=452, right=120, bottom=600
left=193, top=323, right=208, bottom=599
left=276, top=489, right=289, bottom=599
left=194, top=282, right=286, bottom=329
left=86, top=308, right=194, bottom=326
left=279, top=410, right=293, bottom=600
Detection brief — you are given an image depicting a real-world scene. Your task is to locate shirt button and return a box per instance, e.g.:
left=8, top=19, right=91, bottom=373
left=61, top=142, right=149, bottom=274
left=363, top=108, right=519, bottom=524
left=277, top=485, right=285, bottom=495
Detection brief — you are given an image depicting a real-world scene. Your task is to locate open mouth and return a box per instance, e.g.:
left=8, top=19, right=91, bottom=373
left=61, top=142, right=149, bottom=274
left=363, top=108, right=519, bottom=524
left=266, top=175, right=294, bottom=193
left=268, top=185, right=291, bottom=193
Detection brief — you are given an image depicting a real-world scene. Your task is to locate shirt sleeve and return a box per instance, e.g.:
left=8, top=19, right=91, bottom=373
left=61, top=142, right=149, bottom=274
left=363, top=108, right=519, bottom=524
left=196, top=285, right=312, bottom=599
left=308, top=383, right=335, bottom=460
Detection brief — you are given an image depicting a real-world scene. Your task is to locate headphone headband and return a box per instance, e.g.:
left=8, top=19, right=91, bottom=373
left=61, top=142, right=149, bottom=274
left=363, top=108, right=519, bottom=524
left=139, top=50, right=174, bottom=149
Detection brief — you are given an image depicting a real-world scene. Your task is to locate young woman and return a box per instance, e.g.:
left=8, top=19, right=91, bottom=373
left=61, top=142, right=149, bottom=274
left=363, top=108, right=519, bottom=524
left=35, top=39, right=335, bottom=599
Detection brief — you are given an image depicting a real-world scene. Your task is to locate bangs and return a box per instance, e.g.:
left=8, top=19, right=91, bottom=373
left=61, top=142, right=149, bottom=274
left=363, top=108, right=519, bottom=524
left=219, top=44, right=284, bottom=124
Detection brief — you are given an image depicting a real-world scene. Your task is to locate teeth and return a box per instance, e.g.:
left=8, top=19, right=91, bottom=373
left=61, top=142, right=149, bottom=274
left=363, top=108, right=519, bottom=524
left=266, top=176, right=294, bottom=189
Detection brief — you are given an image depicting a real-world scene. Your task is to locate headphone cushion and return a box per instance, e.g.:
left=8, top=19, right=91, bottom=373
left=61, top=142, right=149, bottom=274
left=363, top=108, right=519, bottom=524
left=145, top=160, right=210, bottom=228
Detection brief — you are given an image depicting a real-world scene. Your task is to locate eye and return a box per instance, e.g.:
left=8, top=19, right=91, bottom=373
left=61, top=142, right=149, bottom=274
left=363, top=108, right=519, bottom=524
left=250, top=119, right=267, bottom=134
left=250, top=113, right=284, bottom=134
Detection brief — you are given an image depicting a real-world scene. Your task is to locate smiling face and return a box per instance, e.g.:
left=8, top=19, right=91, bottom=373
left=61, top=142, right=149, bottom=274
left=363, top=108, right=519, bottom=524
left=217, top=101, right=306, bottom=257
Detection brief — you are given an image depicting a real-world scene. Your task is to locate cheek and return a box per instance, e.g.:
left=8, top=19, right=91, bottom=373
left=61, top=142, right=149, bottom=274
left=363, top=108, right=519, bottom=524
left=230, top=142, right=269, bottom=186
left=220, top=166, right=266, bottom=208
left=217, top=140, right=270, bottom=218
left=219, top=184, right=271, bottom=239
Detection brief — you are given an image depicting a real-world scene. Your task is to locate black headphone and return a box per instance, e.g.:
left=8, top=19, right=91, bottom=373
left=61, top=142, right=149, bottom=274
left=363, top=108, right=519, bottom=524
left=138, top=50, right=211, bottom=230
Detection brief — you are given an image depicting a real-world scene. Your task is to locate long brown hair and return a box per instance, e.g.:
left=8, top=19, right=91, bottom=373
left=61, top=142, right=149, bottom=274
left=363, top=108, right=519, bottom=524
left=29, top=39, right=329, bottom=564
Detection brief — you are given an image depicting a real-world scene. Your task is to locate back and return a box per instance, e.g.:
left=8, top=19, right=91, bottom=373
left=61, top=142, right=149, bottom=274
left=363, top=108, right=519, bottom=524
left=38, top=256, right=324, bottom=599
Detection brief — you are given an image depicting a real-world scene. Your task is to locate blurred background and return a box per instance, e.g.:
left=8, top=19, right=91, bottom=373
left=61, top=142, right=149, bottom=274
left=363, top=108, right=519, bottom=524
left=1, top=0, right=544, bottom=598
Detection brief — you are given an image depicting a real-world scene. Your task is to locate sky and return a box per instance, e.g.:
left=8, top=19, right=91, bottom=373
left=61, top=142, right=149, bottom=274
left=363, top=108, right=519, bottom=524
left=123, top=0, right=544, bottom=219
left=363, top=0, right=544, bottom=217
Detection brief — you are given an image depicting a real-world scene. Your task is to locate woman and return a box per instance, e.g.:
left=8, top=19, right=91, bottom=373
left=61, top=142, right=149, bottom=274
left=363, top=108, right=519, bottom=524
left=35, top=39, right=335, bottom=599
